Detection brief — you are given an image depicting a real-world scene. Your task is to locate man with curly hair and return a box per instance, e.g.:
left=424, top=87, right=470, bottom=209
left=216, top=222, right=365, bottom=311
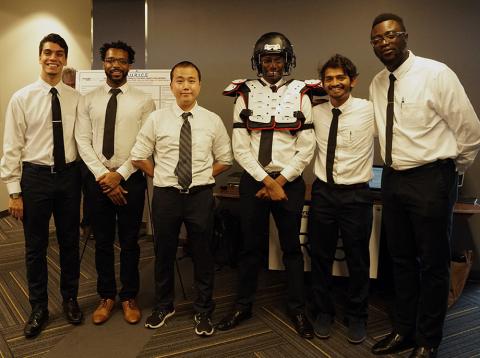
left=76, top=41, right=155, bottom=325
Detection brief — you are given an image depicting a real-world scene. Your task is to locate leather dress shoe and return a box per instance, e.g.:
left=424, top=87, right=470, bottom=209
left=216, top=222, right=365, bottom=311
left=216, top=309, right=252, bottom=331
left=409, top=346, right=438, bottom=358
left=372, top=332, right=415, bottom=355
left=92, top=298, right=115, bottom=324
left=24, top=309, right=49, bottom=338
left=122, top=298, right=141, bottom=324
left=63, top=298, right=83, bottom=324
left=290, top=313, right=314, bottom=339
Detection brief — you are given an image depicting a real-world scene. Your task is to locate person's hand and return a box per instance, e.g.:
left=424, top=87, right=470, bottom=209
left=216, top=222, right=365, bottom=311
left=265, top=181, right=288, bottom=201
left=255, top=186, right=271, bottom=200
left=98, top=172, right=123, bottom=193
left=9, top=197, right=23, bottom=220
left=106, top=185, right=128, bottom=206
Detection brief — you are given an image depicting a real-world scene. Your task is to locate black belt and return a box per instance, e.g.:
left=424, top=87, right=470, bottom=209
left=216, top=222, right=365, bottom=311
left=163, top=184, right=214, bottom=195
left=386, top=158, right=453, bottom=174
left=23, top=161, right=78, bottom=174
left=318, top=179, right=368, bottom=190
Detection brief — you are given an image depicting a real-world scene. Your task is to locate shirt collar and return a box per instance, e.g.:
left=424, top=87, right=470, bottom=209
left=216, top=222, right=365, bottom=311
left=38, top=77, right=64, bottom=96
left=103, top=81, right=129, bottom=94
left=172, top=101, right=199, bottom=119
left=328, top=94, right=353, bottom=113
left=391, top=50, right=415, bottom=79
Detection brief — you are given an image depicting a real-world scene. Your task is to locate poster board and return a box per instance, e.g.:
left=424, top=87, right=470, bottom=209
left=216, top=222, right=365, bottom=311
left=76, top=69, right=175, bottom=109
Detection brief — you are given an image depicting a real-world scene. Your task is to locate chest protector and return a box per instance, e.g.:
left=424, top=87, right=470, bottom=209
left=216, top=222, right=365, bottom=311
left=223, top=79, right=323, bottom=134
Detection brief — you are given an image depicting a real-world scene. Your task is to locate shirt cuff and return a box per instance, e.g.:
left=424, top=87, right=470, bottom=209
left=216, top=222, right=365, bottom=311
left=280, top=167, right=299, bottom=182
left=116, top=166, right=132, bottom=181
left=6, top=182, right=21, bottom=195
left=250, top=167, right=269, bottom=182
left=94, top=168, right=110, bottom=181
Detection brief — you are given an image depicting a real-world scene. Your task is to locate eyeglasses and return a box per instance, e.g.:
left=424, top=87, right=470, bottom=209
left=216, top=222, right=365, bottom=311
left=370, top=31, right=406, bottom=46
left=104, top=57, right=129, bottom=65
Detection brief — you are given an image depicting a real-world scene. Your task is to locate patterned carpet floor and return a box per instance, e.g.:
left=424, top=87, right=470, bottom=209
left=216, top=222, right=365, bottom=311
left=0, top=215, right=479, bottom=357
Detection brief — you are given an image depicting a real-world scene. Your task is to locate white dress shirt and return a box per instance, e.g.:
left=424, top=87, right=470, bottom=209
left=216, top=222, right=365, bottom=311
left=1, top=78, right=80, bottom=194
left=131, top=102, right=233, bottom=188
left=313, top=96, right=374, bottom=184
left=369, top=51, right=480, bottom=173
left=232, top=78, right=315, bottom=182
left=76, top=82, right=155, bottom=180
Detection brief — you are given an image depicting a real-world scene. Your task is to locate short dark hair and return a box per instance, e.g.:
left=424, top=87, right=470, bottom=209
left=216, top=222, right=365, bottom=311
left=372, top=13, right=406, bottom=31
left=39, top=33, right=68, bottom=58
left=99, top=41, right=135, bottom=64
left=319, top=54, right=358, bottom=81
left=170, top=61, right=202, bottom=82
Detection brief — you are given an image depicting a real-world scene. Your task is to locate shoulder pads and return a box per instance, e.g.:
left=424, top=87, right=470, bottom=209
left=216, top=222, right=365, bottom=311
left=302, top=79, right=327, bottom=97
left=304, top=79, right=322, bottom=87
left=223, top=79, right=248, bottom=97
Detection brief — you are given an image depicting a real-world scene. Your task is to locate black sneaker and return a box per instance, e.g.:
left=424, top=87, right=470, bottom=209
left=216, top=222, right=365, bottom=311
left=347, top=319, right=367, bottom=344
left=145, top=308, right=175, bottom=329
left=313, top=313, right=333, bottom=339
left=194, top=312, right=214, bottom=336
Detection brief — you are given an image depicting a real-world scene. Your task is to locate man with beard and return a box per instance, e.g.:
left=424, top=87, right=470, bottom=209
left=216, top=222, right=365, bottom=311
left=76, top=41, right=155, bottom=325
left=217, top=32, right=316, bottom=339
left=369, top=14, right=480, bottom=358
left=1, top=33, right=83, bottom=338
left=309, top=54, right=374, bottom=344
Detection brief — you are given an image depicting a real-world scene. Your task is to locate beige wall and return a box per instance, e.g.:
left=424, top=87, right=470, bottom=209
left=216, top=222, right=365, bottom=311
left=0, top=0, right=91, bottom=210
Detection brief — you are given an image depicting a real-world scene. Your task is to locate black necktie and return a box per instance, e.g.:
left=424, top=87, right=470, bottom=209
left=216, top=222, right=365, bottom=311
left=50, top=87, right=66, bottom=170
left=326, top=108, right=341, bottom=184
left=385, top=73, right=396, bottom=166
left=176, top=112, right=192, bottom=189
left=102, top=88, right=122, bottom=160
left=258, top=85, right=277, bottom=166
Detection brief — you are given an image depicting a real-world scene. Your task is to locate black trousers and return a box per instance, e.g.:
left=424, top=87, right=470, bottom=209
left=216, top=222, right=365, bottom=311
left=236, top=172, right=306, bottom=314
left=152, top=186, right=215, bottom=314
left=21, top=162, right=81, bottom=311
left=382, top=159, right=457, bottom=348
left=79, top=161, right=91, bottom=227
left=308, top=179, right=372, bottom=321
left=85, top=170, right=146, bottom=300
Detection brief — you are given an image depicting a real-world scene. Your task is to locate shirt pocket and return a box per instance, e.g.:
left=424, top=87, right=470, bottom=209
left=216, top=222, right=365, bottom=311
left=192, top=128, right=214, bottom=158
left=316, top=121, right=330, bottom=142
left=400, top=102, right=433, bottom=128
left=62, top=114, right=76, bottom=135
left=339, top=123, right=373, bottom=149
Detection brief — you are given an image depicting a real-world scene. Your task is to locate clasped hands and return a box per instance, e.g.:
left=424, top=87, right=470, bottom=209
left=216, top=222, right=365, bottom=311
left=256, top=174, right=288, bottom=201
left=97, top=171, right=128, bottom=206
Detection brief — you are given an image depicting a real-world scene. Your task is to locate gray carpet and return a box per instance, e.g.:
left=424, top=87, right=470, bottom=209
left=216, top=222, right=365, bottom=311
left=0, top=216, right=479, bottom=357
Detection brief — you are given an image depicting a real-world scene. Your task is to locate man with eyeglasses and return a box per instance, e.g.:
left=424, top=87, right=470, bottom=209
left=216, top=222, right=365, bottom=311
left=217, top=32, right=318, bottom=339
left=369, top=13, right=480, bottom=358
left=1, top=33, right=83, bottom=338
left=76, top=41, right=155, bottom=325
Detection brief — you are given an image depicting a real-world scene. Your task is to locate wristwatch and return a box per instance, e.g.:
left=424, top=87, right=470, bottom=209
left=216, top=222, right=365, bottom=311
left=9, top=192, right=21, bottom=199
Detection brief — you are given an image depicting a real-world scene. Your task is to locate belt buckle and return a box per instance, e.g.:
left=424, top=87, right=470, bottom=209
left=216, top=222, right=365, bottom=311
left=50, top=166, right=57, bottom=174
left=179, top=188, right=190, bottom=194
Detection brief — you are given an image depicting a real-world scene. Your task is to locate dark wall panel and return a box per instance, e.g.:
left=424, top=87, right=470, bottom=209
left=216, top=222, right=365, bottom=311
left=92, top=0, right=145, bottom=69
